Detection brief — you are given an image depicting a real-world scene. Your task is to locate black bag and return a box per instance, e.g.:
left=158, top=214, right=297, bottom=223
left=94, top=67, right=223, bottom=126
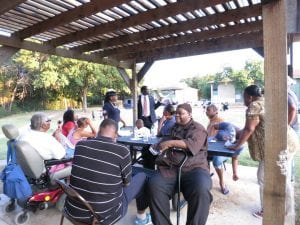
left=155, top=148, right=188, bottom=168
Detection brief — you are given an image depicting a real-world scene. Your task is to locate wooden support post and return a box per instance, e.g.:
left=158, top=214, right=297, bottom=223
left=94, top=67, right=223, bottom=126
left=262, top=1, right=287, bottom=225
left=116, top=67, right=131, bottom=88
left=0, top=46, right=19, bottom=66
left=131, top=62, right=138, bottom=127
left=137, top=60, right=154, bottom=83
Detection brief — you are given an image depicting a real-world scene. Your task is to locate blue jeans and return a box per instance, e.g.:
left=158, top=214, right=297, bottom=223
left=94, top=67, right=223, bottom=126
left=121, top=172, right=147, bottom=217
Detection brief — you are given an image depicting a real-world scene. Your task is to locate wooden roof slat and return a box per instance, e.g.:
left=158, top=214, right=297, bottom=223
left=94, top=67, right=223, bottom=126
left=48, top=0, right=230, bottom=47
left=127, top=31, right=263, bottom=62
left=100, top=21, right=262, bottom=57
left=14, top=0, right=132, bottom=39
left=0, top=0, right=26, bottom=15
left=8, top=9, right=43, bottom=23
left=73, top=4, right=261, bottom=53
left=0, top=34, right=132, bottom=68
left=25, top=1, right=61, bottom=15
left=17, top=3, right=56, bottom=18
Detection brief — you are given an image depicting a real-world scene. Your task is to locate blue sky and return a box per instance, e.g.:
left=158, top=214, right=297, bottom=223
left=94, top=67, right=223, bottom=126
left=142, top=48, right=263, bottom=88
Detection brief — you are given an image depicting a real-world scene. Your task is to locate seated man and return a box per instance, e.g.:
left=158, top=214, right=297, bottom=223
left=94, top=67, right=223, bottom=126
left=210, top=122, right=244, bottom=195
left=134, top=119, right=150, bottom=138
left=148, top=103, right=212, bottom=225
left=18, top=112, right=66, bottom=160
left=65, top=119, right=149, bottom=225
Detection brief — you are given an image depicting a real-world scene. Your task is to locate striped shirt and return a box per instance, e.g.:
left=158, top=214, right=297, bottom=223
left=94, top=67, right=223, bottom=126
left=65, top=136, right=132, bottom=225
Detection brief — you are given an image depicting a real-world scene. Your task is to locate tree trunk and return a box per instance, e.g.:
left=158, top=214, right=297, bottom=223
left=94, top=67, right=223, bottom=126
left=82, top=87, right=88, bottom=112
left=8, top=85, right=17, bottom=112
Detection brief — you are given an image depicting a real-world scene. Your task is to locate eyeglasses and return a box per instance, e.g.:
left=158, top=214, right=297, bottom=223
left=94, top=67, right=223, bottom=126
left=45, top=119, right=51, bottom=123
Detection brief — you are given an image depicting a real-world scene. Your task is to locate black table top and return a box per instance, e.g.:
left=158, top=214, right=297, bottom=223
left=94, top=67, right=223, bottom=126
left=117, top=135, right=234, bottom=157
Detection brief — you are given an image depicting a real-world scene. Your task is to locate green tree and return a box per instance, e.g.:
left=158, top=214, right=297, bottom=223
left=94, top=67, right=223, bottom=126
left=183, top=61, right=264, bottom=100
left=244, top=60, right=264, bottom=86
left=0, top=61, right=31, bottom=112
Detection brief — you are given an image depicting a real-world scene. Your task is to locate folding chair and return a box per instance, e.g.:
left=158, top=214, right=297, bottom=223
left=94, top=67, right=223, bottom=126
left=55, top=179, right=101, bottom=225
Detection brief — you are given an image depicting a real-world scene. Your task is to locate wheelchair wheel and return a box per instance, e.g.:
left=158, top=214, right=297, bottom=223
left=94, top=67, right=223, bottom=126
left=55, top=193, right=66, bottom=212
left=4, top=201, right=16, bottom=213
left=14, top=211, right=30, bottom=225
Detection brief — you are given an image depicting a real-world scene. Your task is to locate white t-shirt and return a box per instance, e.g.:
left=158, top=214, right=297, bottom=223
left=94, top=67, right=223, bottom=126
left=19, top=129, right=66, bottom=160
left=135, top=127, right=150, bottom=137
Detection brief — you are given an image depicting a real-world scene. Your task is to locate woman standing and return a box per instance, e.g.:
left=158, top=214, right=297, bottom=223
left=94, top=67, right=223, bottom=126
left=102, top=91, right=126, bottom=127
left=229, top=85, right=298, bottom=224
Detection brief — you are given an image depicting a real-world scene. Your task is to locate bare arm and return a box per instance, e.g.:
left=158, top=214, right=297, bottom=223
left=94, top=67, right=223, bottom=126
left=229, top=117, right=259, bottom=150
left=288, top=102, right=297, bottom=125
left=157, top=116, right=166, bottom=135
left=120, top=117, right=126, bottom=127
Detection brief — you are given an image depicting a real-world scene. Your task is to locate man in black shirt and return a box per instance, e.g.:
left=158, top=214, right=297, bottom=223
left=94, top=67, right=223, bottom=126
left=65, top=119, right=148, bottom=225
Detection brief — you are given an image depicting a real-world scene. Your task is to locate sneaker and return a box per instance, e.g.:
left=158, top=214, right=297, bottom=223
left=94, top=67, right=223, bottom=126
left=133, top=213, right=152, bottom=225
left=252, top=210, right=263, bottom=219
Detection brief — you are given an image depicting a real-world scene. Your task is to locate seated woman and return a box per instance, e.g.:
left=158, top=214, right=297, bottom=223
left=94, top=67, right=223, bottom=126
left=67, top=117, right=97, bottom=146
left=210, top=122, right=244, bottom=195
left=157, top=104, right=176, bottom=137
left=61, top=109, right=76, bottom=137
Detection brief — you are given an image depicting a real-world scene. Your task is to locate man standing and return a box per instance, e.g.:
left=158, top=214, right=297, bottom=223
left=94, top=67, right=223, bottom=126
left=148, top=103, right=212, bottom=225
left=65, top=119, right=149, bottom=225
left=138, top=86, right=161, bottom=129
left=19, top=112, right=66, bottom=160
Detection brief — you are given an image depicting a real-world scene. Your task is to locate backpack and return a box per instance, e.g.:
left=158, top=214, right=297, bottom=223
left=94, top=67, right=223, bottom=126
left=0, top=140, right=32, bottom=200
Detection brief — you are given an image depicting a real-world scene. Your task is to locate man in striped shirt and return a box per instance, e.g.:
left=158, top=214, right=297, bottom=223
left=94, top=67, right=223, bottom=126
left=65, top=119, right=148, bottom=225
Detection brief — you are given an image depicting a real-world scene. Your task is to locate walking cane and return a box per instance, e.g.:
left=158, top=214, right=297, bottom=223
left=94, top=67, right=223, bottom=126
left=172, top=148, right=188, bottom=225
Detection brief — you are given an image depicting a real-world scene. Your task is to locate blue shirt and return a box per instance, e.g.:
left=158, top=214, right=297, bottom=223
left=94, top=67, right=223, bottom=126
left=159, top=116, right=176, bottom=136
left=103, top=102, right=121, bottom=123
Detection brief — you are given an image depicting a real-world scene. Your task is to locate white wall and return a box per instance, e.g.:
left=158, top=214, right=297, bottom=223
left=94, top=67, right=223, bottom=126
left=211, top=83, right=236, bottom=103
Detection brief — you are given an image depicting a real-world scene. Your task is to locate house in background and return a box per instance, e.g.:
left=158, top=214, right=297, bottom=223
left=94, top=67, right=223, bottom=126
left=152, top=82, right=198, bottom=104
left=210, top=79, right=242, bottom=104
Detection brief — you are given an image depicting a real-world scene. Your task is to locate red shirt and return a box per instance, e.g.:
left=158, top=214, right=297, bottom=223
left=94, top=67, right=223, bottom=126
left=62, top=121, right=76, bottom=137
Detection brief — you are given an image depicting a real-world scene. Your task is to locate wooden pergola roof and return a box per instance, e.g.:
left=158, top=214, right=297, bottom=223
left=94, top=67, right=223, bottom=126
left=0, top=0, right=264, bottom=68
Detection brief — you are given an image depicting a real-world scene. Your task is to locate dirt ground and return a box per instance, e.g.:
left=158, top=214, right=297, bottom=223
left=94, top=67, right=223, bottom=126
left=0, top=163, right=264, bottom=225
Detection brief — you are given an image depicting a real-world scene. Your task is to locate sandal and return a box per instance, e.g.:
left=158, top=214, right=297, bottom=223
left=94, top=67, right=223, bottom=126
left=221, top=186, right=229, bottom=195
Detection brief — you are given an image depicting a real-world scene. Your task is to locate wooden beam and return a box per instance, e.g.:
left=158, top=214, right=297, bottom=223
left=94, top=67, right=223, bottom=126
left=253, top=47, right=264, bottom=57
left=131, top=62, right=138, bottom=127
left=292, top=32, right=300, bottom=42
left=137, top=60, right=154, bottom=83
left=100, top=21, right=262, bottom=57
left=0, top=35, right=132, bottom=68
left=286, top=0, right=298, bottom=33
left=0, top=0, right=25, bottom=15
left=263, top=0, right=287, bottom=225
left=118, top=31, right=263, bottom=62
left=14, top=0, right=131, bottom=39
left=0, top=45, right=19, bottom=66
left=297, top=0, right=300, bottom=31
left=74, top=4, right=262, bottom=53
left=116, top=67, right=131, bottom=88
left=49, top=0, right=229, bottom=47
